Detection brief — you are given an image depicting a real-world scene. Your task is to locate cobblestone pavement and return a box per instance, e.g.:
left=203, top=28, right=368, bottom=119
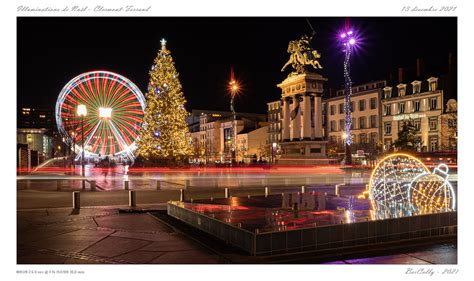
left=17, top=205, right=223, bottom=264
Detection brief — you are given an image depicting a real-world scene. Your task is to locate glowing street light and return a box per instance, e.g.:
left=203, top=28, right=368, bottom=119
left=77, top=104, right=87, bottom=188
left=339, top=28, right=358, bottom=165
left=98, top=107, right=112, bottom=118
left=228, top=67, right=240, bottom=164
left=272, top=142, right=277, bottom=164
left=77, top=104, right=87, bottom=117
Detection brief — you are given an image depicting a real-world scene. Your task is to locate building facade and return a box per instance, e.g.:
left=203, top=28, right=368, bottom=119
left=267, top=100, right=282, bottom=145
left=236, top=126, right=269, bottom=163
left=188, top=110, right=267, bottom=163
left=326, top=81, right=386, bottom=148
left=381, top=77, right=453, bottom=152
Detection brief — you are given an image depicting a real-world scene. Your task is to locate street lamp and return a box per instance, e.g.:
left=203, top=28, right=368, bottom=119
left=228, top=68, right=240, bottom=164
left=77, top=104, right=87, bottom=187
left=272, top=142, right=277, bottom=164
left=339, top=28, right=357, bottom=165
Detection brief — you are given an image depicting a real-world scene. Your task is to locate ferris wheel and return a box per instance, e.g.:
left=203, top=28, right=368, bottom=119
left=55, top=71, right=146, bottom=160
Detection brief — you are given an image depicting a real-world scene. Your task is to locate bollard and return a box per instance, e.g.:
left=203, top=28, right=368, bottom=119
left=185, top=180, right=190, bottom=189
left=156, top=181, right=161, bottom=190
left=73, top=191, right=80, bottom=209
left=265, top=186, right=270, bottom=197
left=179, top=189, right=185, bottom=202
left=129, top=190, right=136, bottom=207
left=301, top=185, right=306, bottom=194
left=82, top=180, right=86, bottom=190
left=90, top=180, right=96, bottom=192
left=124, top=180, right=129, bottom=190
left=56, top=181, right=61, bottom=191
left=224, top=187, right=230, bottom=198
left=335, top=184, right=342, bottom=197
left=247, top=194, right=251, bottom=199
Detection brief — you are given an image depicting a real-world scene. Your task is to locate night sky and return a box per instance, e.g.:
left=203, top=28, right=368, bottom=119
left=17, top=17, right=457, bottom=114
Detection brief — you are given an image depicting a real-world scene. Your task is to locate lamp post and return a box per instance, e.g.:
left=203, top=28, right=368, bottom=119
left=339, top=29, right=357, bottom=165
left=272, top=142, right=277, bottom=164
left=228, top=68, right=239, bottom=164
left=77, top=104, right=87, bottom=187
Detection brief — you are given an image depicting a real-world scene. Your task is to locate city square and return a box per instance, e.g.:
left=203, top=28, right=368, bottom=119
left=16, top=17, right=457, bottom=265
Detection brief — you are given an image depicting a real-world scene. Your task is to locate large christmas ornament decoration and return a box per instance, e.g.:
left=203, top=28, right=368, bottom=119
left=409, top=164, right=456, bottom=215
left=56, top=71, right=145, bottom=159
left=369, top=153, right=429, bottom=219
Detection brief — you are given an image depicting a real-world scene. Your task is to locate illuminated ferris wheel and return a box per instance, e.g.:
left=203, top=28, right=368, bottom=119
left=55, top=71, right=146, bottom=159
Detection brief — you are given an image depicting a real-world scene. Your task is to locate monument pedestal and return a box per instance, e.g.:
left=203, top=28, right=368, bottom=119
left=279, top=140, right=328, bottom=164
left=277, top=72, right=328, bottom=164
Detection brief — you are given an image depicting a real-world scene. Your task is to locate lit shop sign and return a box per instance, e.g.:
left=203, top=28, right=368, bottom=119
left=393, top=113, right=426, bottom=121
left=211, top=114, right=222, bottom=117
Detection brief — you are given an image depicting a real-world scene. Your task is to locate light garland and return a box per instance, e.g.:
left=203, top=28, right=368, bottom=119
left=135, top=38, right=192, bottom=163
left=369, top=153, right=456, bottom=219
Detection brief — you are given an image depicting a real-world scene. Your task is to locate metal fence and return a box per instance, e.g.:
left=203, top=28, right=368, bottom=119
left=167, top=202, right=457, bottom=256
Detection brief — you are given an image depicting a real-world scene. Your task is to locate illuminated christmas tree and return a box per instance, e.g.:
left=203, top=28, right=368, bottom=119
left=136, top=39, right=192, bottom=164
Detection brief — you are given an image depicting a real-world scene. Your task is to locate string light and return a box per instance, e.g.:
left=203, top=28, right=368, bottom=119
left=368, top=153, right=429, bottom=219
left=409, top=164, right=456, bottom=214
left=135, top=38, right=192, bottom=163
left=369, top=153, right=456, bottom=219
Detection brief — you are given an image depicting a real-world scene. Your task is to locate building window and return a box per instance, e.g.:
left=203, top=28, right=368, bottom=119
left=384, top=122, right=392, bottom=135
left=330, top=121, right=335, bottom=132
left=384, top=104, right=391, bottom=116
left=359, top=100, right=366, bottom=111
left=398, top=84, right=407, bottom=97
left=413, top=82, right=421, bottom=94
left=370, top=132, right=377, bottom=143
left=350, top=101, right=355, bottom=112
left=339, top=119, right=345, bottom=131
left=359, top=133, right=367, bottom=144
left=414, top=119, right=421, bottom=131
left=339, top=103, right=344, bottom=114
left=430, top=137, right=438, bottom=152
left=399, top=102, right=405, bottom=114
left=384, top=87, right=392, bottom=99
left=370, top=115, right=377, bottom=128
left=414, top=100, right=420, bottom=112
left=428, top=77, right=438, bottom=91
left=370, top=97, right=377, bottom=109
left=429, top=117, right=438, bottom=131
left=429, top=98, right=438, bottom=110
left=359, top=116, right=366, bottom=129
left=330, top=105, right=336, bottom=115
left=351, top=117, right=356, bottom=130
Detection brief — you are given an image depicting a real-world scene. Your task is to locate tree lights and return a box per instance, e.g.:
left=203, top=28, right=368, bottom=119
left=56, top=71, right=146, bottom=160
left=135, top=38, right=192, bottom=164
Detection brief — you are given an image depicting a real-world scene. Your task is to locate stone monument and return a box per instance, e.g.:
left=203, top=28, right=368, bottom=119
left=278, top=33, right=328, bottom=164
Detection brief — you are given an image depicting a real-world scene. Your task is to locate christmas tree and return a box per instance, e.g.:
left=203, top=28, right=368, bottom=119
left=136, top=39, right=192, bottom=164
left=392, top=121, right=422, bottom=152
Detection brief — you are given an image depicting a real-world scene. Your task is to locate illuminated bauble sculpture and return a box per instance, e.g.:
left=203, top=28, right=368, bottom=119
left=369, top=153, right=429, bottom=219
left=55, top=71, right=146, bottom=159
left=409, top=164, right=456, bottom=215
